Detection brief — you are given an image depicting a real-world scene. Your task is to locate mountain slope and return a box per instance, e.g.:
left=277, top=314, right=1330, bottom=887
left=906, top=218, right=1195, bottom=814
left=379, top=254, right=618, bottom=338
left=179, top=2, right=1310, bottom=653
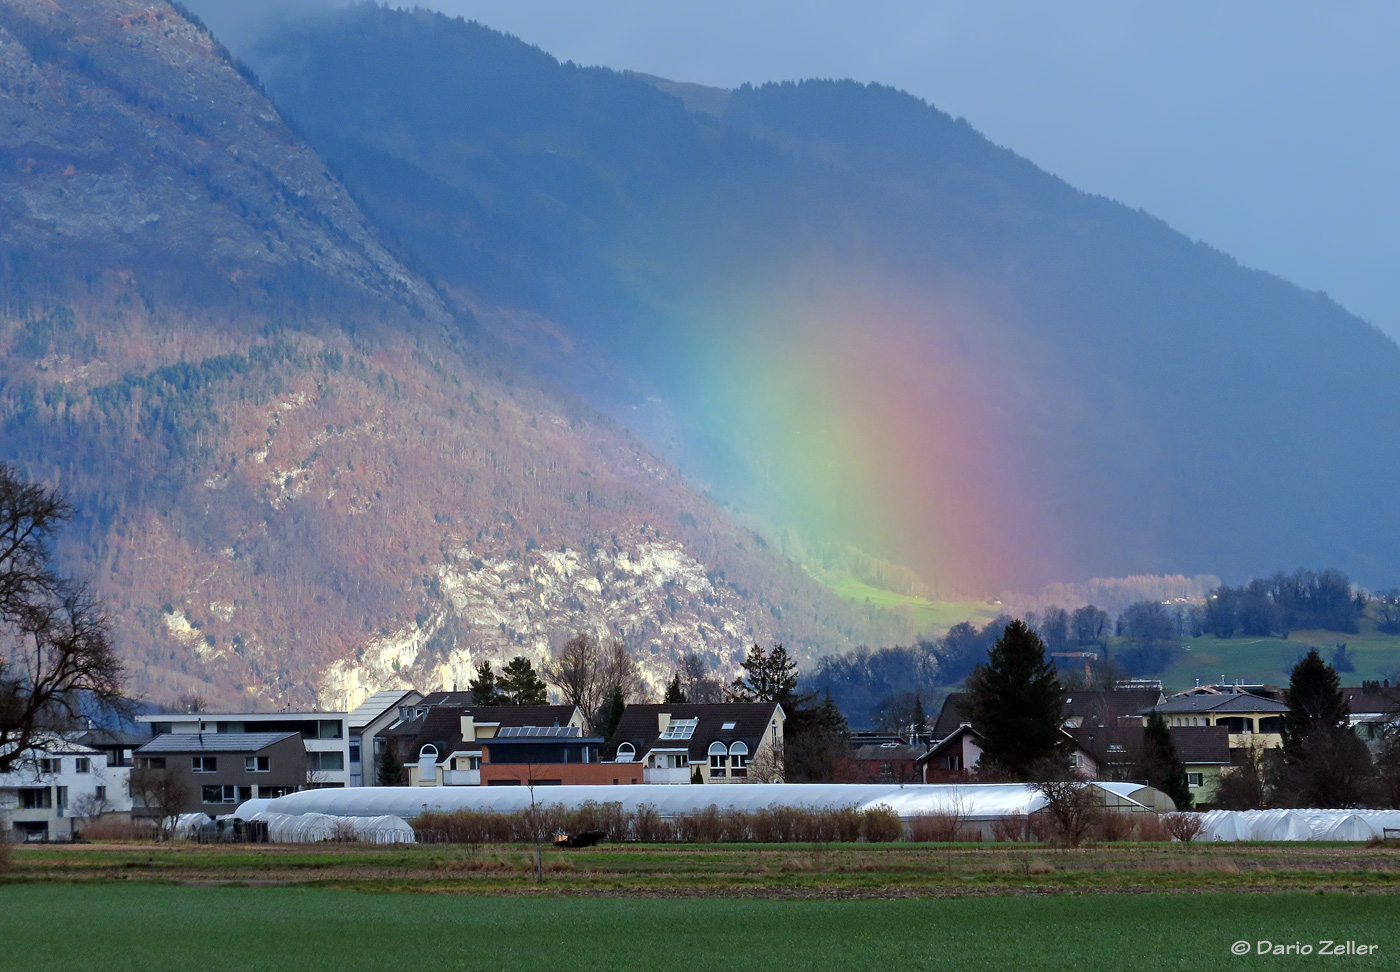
left=0, top=0, right=907, bottom=710
left=246, top=6, right=1400, bottom=594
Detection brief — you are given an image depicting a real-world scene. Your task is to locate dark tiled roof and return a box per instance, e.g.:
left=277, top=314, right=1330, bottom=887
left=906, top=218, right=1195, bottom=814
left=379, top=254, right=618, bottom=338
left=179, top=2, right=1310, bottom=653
left=1170, top=726, right=1232, bottom=763
left=1069, top=725, right=1231, bottom=767
left=392, top=703, right=580, bottom=760
left=1063, top=689, right=1164, bottom=728
left=603, top=703, right=782, bottom=762
left=914, top=724, right=980, bottom=767
left=931, top=693, right=973, bottom=738
left=135, top=732, right=299, bottom=754
left=75, top=729, right=151, bottom=748
left=1153, top=693, right=1288, bottom=714
left=1343, top=688, right=1400, bottom=716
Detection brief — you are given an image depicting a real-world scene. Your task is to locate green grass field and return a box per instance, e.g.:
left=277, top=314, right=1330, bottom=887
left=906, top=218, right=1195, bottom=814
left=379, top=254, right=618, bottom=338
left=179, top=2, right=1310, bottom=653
left=1154, top=623, right=1400, bottom=692
left=813, top=569, right=1000, bottom=635
left=1, top=884, right=1396, bottom=972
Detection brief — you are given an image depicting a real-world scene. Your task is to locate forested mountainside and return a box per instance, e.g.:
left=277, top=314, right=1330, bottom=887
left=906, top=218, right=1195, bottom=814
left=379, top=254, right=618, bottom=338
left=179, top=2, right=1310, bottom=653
left=0, top=0, right=909, bottom=711
left=246, top=6, right=1400, bottom=595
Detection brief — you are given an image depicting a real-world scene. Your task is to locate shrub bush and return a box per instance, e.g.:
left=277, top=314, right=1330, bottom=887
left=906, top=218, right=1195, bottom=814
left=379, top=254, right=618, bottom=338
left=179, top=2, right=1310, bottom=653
left=1162, top=812, right=1205, bottom=843
left=908, top=811, right=965, bottom=843
left=860, top=805, right=903, bottom=842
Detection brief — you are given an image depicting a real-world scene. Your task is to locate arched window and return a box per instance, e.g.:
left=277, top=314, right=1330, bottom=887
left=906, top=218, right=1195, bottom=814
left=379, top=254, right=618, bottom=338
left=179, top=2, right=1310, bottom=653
left=708, top=741, right=728, bottom=778
left=616, top=742, right=635, bottom=763
left=728, top=741, right=749, bottom=777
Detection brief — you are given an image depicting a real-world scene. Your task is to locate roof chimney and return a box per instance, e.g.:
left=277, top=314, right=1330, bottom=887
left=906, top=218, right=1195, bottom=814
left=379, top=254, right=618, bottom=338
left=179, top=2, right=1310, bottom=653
left=658, top=712, right=671, bottom=734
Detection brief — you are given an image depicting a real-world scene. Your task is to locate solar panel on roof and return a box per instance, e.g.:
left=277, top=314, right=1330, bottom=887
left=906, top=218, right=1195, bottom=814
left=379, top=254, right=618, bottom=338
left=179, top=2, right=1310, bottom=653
left=496, top=725, right=579, bottom=738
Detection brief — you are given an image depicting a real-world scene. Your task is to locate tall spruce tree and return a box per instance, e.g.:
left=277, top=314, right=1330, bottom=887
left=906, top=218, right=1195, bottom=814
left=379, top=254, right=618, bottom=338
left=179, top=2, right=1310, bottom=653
left=375, top=742, right=403, bottom=786
left=499, top=655, right=549, bottom=705
left=1277, top=648, right=1372, bottom=807
left=729, top=643, right=801, bottom=705
left=1282, top=648, right=1349, bottom=749
left=468, top=660, right=501, bottom=706
left=965, top=619, right=1067, bottom=780
left=663, top=673, right=687, bottom=704
left=1136, top=711, right=1192, bottom=809
left=593, top=684, right=626, bottom=742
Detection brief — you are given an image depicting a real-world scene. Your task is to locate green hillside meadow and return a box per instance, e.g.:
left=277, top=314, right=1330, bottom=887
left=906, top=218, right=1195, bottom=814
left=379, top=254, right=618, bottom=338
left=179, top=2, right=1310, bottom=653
left=1, top=885, right=1396, bottom=972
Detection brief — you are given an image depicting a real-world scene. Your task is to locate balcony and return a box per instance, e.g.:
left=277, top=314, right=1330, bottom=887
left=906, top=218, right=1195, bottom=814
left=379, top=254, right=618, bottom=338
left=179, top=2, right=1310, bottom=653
left=441, top=769, right=481, bottom=786
left=642, top=766, right=692, bottom=784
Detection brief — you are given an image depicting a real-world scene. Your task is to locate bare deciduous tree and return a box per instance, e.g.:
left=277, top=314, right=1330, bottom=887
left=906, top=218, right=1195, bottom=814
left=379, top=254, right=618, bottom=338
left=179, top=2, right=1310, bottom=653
left=1031, top=777, right=1101, bottom=847
left=129, top=766, right=192, bottom=840
left=545, top=632, right=644, bottom=730
left=0, top=466, right=123, bottom=773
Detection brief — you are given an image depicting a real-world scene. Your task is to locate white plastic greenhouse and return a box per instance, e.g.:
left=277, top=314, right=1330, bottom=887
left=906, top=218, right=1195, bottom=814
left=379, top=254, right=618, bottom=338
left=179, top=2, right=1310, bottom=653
left=234, top=781, right=1171, bottom=839
left=244, top=811, right=416, bottom=844
left=1193, top=808, right=1400, bottom=841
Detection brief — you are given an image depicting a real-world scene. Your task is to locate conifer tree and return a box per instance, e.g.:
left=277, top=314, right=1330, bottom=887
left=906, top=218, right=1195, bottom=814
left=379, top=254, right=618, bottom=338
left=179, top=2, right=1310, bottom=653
left=1282, top=648, right=1349, bottom=749
left=593, top=683, right=626, bottom=742
left=375, top=742, right=403, bottom=786
left=965, top=619, right=1067, bottom=780
left=911, top=696, right=928, bottom=738
left=468, top=659, right=501, bottom=706
left=1136, top=711, right=1192, bottom=809
left=729, top=643, right=800, bottom=705
left=663, top=673, right=687, bottom=704
left=499, top=655, right=549, bottom=705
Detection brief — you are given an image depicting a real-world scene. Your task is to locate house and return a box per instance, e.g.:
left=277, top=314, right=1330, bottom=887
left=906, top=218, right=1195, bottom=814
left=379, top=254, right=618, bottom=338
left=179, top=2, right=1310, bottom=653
left=602, top=703, right=786, bottom=783
left=1145, top=688, right=1288, bottom=752
left=916, top=724, right=983, bottom=782
left=73, top=728, right=150, bottom=771
left=132, top=731, right=308, bottom=817
left=137, top=710, right=352, bottom=787
left=1061, top=687, right=1166, bottom=729
left=1069, top=725, right=1232, bottom=803
left=838, top=733, right=928, bottom=783
left=1343, top=684, right=1400, bottom=742
left=347, top=689, right=424, bottom=786
left=0, top=734, right=134, bottom=841
left=384, top=697, right=609, bottom=786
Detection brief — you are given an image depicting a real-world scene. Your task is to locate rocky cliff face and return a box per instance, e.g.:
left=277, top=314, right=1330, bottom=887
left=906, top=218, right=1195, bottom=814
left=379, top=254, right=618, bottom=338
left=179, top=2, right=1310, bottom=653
left=0, top=0, right=909, bottom=711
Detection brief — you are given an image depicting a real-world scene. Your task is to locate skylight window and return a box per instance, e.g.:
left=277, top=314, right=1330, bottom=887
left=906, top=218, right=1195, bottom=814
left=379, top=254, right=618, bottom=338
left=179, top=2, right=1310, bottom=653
left=721, top=721, right=737, bottom=730
left=659, top=717, right=698, bottom=740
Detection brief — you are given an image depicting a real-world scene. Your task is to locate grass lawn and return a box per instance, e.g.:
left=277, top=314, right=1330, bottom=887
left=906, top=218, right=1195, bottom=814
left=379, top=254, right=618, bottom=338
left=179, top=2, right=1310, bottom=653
left=1154, top=623, right=1400, bottom=691
left=10, top=840, right=1400, bottom=895
left=1, top=884, right=1397, bottom=971
left=811, top=569, right=1000, bottom=636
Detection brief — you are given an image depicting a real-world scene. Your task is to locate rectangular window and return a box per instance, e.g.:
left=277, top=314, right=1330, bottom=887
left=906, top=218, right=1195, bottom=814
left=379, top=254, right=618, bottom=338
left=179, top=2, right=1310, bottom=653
left=721, top=721, right=737, bottom=730
left=309, top=751, right=344, bottom=772
left=139, top=757, right=166, bottom=769
left=260, top=785, right=297, bottom=799
left=75, top=757, right=91, bottom=773
left=244, top=756, right=270, bottom=773
left=318, top=720, right=344, bottom=740
left=236, top=786, right=253, bottom=804
left=36, top=758, right=59, bottom=774
left=56, top=786, right=68, bottom=810
left=349, top=744, right=361, bottom=763
left=20, top=788, right=53, bottom=809
left=1187, top=772, right=1205, bottom=787
left=95, top=786, right=107, bottom=801
left=709, top=753, right=727, bottom=777
left=202, top=785, right=238, bottom=804
left=192, top=756, right=217, bottom=773
left=731, top=751, right=748, bottom=771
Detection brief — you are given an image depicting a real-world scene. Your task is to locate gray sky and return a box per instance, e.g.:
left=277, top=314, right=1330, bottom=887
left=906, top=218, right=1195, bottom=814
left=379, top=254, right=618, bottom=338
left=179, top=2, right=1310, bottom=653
left=194, top=0, right=1400, bottom=340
